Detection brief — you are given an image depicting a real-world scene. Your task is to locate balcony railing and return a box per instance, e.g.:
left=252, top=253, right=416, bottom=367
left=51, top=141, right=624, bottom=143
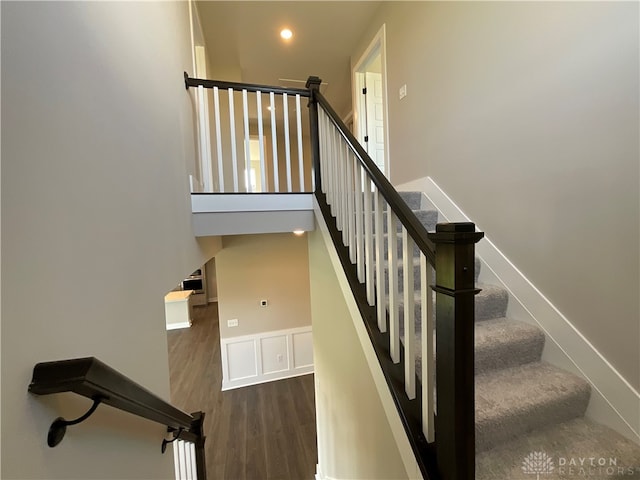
left=185, top=73, right=483, bottom=480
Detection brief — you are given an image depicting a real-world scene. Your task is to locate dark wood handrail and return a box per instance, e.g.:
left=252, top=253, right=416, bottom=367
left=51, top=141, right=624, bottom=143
left=184, top=72, right=310, bottom=97
left=28, top=357, right=202, bottom=447
left=313, top=90, right=436, bottom=265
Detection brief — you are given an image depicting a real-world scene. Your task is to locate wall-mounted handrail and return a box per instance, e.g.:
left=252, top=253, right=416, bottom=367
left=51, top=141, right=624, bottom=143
left=28, top=357, right=205, bottom=462
left=311, top=88, right=436, bottom=266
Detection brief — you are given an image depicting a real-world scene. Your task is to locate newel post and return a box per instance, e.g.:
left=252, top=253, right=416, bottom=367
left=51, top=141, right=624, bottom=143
left=306, top=76, right=322, bottom=194
left=429, top=222, right=484, bottom=480
left=191, top=411, right=207, bottom=480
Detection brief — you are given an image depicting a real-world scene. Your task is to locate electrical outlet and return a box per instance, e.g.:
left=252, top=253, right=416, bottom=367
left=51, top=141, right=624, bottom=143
left=227, top=319, right=238, bottom=327
left=399, top=84, right=407, bottom=100
left=260, top=299, right=268, bottom=307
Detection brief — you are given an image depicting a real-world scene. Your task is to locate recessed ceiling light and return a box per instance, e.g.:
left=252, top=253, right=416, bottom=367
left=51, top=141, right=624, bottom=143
left=280, top=28, right=293, bottom=40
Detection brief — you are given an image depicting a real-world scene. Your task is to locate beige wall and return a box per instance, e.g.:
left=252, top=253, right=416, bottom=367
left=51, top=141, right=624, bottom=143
left=216, top=233, right=312, bottom=338
left=353, top=2, right=640, bottom=390
left=1, top=2, right=221, bottom=478
left=205, top=257, right=218, bottom=301
left=308, top=226, right=409, bottom=480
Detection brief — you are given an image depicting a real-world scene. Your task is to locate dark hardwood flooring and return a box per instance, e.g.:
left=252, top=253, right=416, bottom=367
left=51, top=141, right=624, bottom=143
left=167, top=303, right=317, bottom=480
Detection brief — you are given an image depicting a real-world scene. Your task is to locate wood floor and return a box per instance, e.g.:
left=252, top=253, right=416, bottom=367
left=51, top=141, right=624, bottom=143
left=167, top=303, right=317, bottom=480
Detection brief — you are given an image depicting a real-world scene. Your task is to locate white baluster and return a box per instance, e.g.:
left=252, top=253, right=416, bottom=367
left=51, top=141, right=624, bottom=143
left=269, top=92, right=279, bottom=192
left=347, top=150, right=356, bottom=264
left=296, top=94, right=305, bottom=191
left=213, top=86, right=224, bottom=192
left=283, top=93, right=292, bottom=192
left=256, top=91, right=266, bottom=192
left=421, top=253, right=435, bottom=442
left=402, top=226, right=416, bottom=399
left=354, top=161, right=365, bottom=282
left=388, top=208, right=400, bottom=363
left=364, top=177, right=374, bottom=305
left=196, top=86, right=213, bottom=192
left=228, top=88, right=239, bottom=192
left=375, top=188, right=386, bottom=332
left=242, top=89, right=251, bottom=192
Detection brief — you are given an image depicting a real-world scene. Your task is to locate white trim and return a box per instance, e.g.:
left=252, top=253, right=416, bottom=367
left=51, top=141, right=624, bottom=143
left=191, top=192, right=313, bottom=213
left=220, top=326, right=313, bottom=391
left=396, top=175, right=640, bottom=444
left=166, top=321, right=191, bottom=331
left=313, top=198, right=423, bottom=480
left=352, top=24, right=390, bottom=179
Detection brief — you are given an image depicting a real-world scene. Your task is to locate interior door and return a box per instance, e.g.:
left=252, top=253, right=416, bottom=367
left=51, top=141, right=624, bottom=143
left=364, top=72, right=385, bottom=173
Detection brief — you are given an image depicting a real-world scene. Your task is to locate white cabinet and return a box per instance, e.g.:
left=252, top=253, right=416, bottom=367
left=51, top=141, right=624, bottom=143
left=164, top=290, right=194, bottom=330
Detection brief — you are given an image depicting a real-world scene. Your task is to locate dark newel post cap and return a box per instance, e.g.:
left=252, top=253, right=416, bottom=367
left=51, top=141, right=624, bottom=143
left=306, top=76, right=322, bottom=90
left=435, top=222, right=475, bottom=233
left=430, top=222, right=484, bottom=244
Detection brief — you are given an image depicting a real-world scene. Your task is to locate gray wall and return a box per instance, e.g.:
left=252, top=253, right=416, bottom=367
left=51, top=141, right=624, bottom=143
left=2, top=2, right=220, bottom=478
left=353, top=2, right=640, bottom=391
left=308, top=226, right=409, bottom=480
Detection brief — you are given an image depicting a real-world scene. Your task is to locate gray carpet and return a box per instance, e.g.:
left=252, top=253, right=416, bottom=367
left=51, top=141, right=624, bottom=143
left=375, top=191, right=640, bottom=478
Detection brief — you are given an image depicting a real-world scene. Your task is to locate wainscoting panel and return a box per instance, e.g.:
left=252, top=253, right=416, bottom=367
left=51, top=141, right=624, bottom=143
left=221, top=326, right=313, bottom=390
left=293, top=331, right=314, bottom=368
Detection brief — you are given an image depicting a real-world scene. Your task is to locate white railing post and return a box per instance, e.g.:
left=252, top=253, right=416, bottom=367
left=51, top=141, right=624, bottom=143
left=295, top=94, right=305, bottom=191
left=196, top=86, right=213, bottom=192
left=283, top=93, right=292, bottom=192
left=364, top=177, right=375, bottom=305
left=256, top=91, right=266, bottom=192
left=347, top=150, right=356, bottom=264
left=375, top=188, right=386, bottom=332
left=402, top=226, right=416, bottom=399
left=354, top=162, right=365, bottom=282
left=388, top=208, right=400, bottom=363
left=269, top=92, right=279, bottom=192
left=242, top=89, right=251, bottom=192
left=421, top=253, right=435, bottom=442
left=228, top=88, right=239, bottom=192
left=212, top=86, right=224, bottom=192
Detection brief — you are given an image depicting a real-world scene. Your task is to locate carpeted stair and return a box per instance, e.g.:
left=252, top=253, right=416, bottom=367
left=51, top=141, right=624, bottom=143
left=375, top=191, right=640, bottom=479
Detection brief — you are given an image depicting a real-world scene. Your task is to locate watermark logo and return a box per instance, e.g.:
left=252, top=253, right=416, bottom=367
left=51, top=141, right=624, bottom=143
left=522, top=451, right=555, bottom=479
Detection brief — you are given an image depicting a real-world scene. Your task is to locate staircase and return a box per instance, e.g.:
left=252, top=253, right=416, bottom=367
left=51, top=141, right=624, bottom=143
left=391, top=191, right=640, bottom=480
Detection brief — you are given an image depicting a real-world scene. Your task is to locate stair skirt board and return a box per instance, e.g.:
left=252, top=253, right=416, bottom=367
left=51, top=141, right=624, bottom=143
left=220, top=326, right=313, bottom=391
left=395, top=175, right=640, bottom=445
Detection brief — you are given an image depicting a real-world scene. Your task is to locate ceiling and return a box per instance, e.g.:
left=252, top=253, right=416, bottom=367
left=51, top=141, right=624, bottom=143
left=195, top=1, right=382, bottom=116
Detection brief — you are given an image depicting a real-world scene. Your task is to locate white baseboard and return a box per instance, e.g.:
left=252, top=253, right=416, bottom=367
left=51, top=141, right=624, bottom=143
left=220, top=326, right=314, bottom=391
left=166, top=321, right=191, bottom=331
left=396, top=175, right=640, bottom=444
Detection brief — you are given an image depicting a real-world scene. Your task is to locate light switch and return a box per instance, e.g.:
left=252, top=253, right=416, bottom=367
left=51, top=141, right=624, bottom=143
left=399, top=84, right=407, bottom=100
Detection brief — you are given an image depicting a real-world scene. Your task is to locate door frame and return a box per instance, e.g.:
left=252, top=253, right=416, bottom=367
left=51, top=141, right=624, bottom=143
left=352, top=24, right=390, bottom=178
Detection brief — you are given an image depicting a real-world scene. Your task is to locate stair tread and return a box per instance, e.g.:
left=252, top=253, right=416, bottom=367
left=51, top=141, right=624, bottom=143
left=476, top=417, right=640, bottom=480
left=476, top=361, right=591, bottom=451
left=396, top=283, right=506, bottom=306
